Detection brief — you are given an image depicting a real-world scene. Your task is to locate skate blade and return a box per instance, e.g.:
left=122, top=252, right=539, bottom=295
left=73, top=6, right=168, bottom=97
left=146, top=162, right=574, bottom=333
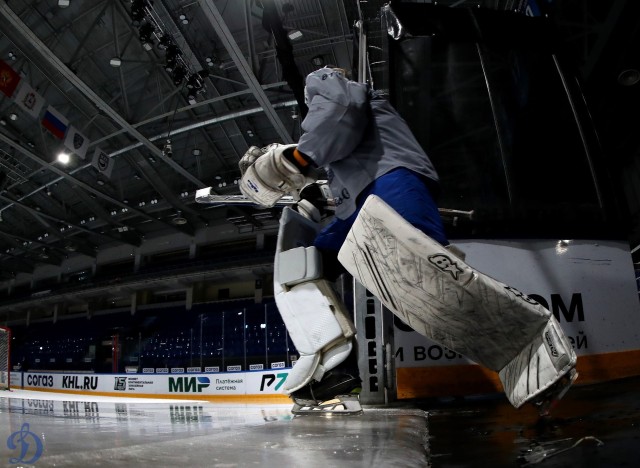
left=292, top=394, right=363, bottom=416
left=537, top=369, right=579, bottom=417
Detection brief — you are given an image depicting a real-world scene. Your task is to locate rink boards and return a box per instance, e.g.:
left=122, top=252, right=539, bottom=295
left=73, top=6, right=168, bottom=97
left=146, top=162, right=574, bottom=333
left=11, top=369, right=291, bottom=403
left=12, top=239, right=639, bottom=403
left=394, top=239, right=640, bottom=399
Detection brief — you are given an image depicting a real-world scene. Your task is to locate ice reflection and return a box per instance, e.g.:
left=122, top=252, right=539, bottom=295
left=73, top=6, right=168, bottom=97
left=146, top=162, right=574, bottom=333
left=1, top=390, right=429, bottom=467
left=0, top=391, right=293, bottom=449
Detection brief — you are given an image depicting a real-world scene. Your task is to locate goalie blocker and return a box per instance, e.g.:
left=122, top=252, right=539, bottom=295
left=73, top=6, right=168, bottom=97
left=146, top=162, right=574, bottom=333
left=337, top=195, right=577, bottom=409
left=239, top=144, right=312, bottom=208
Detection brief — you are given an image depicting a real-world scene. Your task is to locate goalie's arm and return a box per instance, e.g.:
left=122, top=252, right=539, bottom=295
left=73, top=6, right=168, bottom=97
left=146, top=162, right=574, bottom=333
left=297, top=69, right=369, bottom=166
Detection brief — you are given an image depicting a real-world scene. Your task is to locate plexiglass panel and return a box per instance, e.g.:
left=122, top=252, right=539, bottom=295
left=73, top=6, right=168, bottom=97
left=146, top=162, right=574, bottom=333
left=381, top=3, right=623, bottom=239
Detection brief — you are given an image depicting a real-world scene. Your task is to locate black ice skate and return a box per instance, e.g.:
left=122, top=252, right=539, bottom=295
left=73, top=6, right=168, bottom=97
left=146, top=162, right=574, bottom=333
left=533, top=368, right=578, bottom=417
left=290, top=371, right=363, bottom=416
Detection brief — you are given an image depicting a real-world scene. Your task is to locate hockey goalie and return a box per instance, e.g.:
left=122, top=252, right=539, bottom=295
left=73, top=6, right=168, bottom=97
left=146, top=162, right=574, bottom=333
left=236, top=66, right=577, bottom=416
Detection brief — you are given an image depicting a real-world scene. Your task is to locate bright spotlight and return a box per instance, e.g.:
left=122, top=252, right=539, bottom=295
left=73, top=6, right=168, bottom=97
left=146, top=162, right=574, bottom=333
left=57, top=152, right=71, bottom=164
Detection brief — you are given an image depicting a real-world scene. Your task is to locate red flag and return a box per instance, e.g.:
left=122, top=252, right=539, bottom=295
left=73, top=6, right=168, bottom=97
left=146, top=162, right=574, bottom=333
left=0, top=60, right=21, bottom=97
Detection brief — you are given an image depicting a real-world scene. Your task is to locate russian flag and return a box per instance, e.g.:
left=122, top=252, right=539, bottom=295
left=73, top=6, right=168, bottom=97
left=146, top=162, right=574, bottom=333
left=41, top=105, right=69, bottom=140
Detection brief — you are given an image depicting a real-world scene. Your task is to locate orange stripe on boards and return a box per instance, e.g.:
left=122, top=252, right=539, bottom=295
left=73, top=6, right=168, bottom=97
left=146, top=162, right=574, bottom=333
left=572, top=349, right=640, bottom=382
left=397, top=349, right=640, bottom=400
left=18, top=387, right=291, bottom=404
left=397, top=365, right=502, bottom=400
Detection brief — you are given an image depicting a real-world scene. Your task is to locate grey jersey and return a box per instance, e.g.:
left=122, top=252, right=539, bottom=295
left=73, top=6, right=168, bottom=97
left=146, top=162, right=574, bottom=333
left=297, top=67, right=439, bottom=219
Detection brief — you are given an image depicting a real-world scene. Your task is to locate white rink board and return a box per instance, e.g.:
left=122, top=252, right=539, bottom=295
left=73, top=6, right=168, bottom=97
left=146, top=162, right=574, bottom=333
left=18, top=369, right=291, bottom=396
left=394, top=239, right=640, bottom=368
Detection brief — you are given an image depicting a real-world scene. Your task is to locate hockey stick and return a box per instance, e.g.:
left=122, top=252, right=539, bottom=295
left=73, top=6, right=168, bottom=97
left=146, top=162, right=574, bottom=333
left=194, top=186, right=474, bottom=221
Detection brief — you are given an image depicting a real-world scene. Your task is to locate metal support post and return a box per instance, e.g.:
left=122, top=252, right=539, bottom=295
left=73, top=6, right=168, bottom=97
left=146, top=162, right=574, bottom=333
left=353, top=280, right=396, bottom=405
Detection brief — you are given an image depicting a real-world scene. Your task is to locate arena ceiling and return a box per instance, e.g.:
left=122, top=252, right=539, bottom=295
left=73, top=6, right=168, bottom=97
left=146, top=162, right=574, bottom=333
left=0, top=0, right=358, bottom=281
left=0, top=0, right=638, bottom=287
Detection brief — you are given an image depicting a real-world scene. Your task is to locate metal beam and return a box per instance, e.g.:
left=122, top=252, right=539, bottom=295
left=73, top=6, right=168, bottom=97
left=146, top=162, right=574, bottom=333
left=121, top=152, right=201, bottom=228
left=89, top=82, right=287, bottom=148
left=107, top=99, right=297, bottom=157
left=0, top=131, right=184, bottom=239
left=154, top=0, right=257, bottom=162
left=199, top=0, right=293, bottom=143
left=244, top=0, right=259, bottom=74
left=0, top=225, right=78, bottom=258
left=0, top=231, right=62, bottom=266
left=151, top=0, right=248, bottom=165
left=111, top=0, right=131, bottom=119
left=0, top=198, right=98, bottom=258
left=0, top=2, right=207, bottom=189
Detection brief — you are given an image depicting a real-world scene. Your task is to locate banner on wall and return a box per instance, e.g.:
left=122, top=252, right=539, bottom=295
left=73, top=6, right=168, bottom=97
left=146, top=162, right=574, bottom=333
left=64, top=125, right=90, bottom=159
left=41, top=105, right=69, bottom=139
left=21, top=369, right=291, bottom=398
left=91, top=147, right=114, bottom=179
left=0, top=60, right=21, bottom=97
left=13, top=81, right=45, bottom=119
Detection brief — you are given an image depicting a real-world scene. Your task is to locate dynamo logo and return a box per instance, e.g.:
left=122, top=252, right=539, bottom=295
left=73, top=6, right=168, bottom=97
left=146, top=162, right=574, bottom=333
left=7, top=423, right=43, bottom=464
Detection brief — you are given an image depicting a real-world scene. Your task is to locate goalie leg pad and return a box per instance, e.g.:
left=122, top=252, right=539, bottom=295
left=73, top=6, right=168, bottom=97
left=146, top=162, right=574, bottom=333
left=275, top=208, right=357, bottom=394
left=499, top=315, right=577, bottom=408
left=337, top=195, right=551, bottom=372
left=275, top=279, right=356, bottom=394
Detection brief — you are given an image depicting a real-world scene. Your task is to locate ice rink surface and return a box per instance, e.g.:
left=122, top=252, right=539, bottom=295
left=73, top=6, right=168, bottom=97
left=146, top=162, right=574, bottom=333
left=2, top=376, right=640, bottom=467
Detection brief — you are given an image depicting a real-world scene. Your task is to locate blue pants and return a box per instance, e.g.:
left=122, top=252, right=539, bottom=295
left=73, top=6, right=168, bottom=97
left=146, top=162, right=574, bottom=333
left=314, top=168, right=449, bottom=253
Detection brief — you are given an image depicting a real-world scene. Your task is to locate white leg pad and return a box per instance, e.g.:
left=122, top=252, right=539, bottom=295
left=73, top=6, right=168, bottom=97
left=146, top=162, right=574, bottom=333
left=499, top=315, right=577, bottom=408
left=274, top=208, right=357, bottom=394
left=338, top=195, right=551, bottom=372
left=276, top=279, right=356, bottom=394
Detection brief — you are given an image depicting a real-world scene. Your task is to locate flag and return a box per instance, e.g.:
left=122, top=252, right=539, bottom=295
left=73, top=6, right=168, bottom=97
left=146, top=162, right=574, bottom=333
left=91, top=147, right=114, bottom=179
left=0, top=60, right=21, bottom=97
left=13, top=81, right=45, bottom=119
left=64, top=125, right=90, bottom=160
left=41, top=106, right=69, bottom=139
